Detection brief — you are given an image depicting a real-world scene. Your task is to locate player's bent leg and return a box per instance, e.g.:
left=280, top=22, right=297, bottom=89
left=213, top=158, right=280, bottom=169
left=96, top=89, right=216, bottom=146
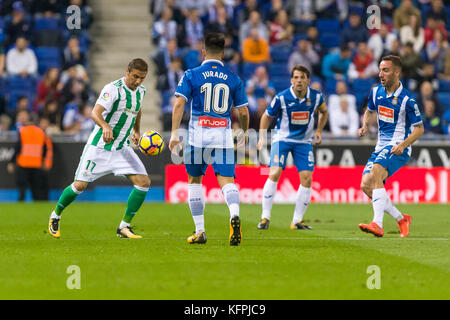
left=258, top=166, right=282, bottom=229
left=291, top=170, right=313, bottom=230
left=48, top=181, right=87, bottom=238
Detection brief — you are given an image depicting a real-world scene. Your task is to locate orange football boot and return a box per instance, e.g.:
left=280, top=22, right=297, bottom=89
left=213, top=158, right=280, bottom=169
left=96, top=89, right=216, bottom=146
left=359, top=222, right=384, bottom=237
left=398, top=214, right=411, bottom=238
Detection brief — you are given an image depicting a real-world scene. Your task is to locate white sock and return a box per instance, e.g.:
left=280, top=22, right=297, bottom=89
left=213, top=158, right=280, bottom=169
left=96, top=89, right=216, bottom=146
left=222, top=183, right=239, bottom=219
left=372, top=188, right=387, bottom=228
left=188, top=184, right=205, bottom=234
left=50, top=211, right=60, bottom=220
left=119, top=221, right=130, bottom=230
left=293, top=185, right=311, bottom=224
left=262, top=178, right=277, bottom=220
left=385, top=197, right=404, bottom=222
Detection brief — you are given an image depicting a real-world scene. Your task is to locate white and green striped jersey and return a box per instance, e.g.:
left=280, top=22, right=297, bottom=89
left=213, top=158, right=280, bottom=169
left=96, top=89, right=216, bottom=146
left=87, top=77, right=146, bottom=151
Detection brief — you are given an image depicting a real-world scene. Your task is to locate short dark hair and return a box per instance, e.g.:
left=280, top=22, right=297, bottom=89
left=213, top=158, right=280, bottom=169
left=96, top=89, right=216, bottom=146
left=127, top=58, right=148, bottom=72
left=380, top=55, right=402, bottom=70
left=291, top=65, right=310, bottom=78
left=204, top=32, right=225, bottom=55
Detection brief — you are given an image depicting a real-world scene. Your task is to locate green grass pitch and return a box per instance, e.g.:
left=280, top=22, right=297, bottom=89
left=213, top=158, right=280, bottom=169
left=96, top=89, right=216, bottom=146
left=0, top=202, right=448, bottom=300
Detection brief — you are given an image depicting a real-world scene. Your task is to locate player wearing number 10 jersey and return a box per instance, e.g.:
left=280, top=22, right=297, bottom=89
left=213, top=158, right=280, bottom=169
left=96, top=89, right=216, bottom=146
left=169, top=32, right=250, bottom=246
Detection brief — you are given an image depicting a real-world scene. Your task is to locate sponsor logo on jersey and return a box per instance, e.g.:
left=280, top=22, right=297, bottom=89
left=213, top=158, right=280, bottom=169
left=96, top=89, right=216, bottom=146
left=198, top=116, right=227, bottom=128
left=102, top=92, right=110, bottom=99
left=378, top=106, right=394, bottom=123
left=291, top=111, right=310, bottom=125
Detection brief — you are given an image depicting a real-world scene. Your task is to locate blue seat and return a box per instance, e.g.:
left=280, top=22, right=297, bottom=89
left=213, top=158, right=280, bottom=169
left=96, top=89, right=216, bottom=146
left=242, top=63, right=263, bottom=78
left=34, top=17, right=60, bottom=31
left=7, top=75, right=34, bottom=90
left=319, top=32, right=341, bottom=49
left=352, top=78, right=375, bottom=95
left=437, top=92, right=450, bottom=110
left=438, top=79, right=450, bottom=92
left=34, top=47, right=61, bottom=74
left=270, top=45, right=291, bottom=62
left=317, top=19, right=340, bottom=33
left=271, top=76, right=289, bottom=91
left=324, top=78, right=337, bottom=94
left=269, top=62, right=289, bottom=77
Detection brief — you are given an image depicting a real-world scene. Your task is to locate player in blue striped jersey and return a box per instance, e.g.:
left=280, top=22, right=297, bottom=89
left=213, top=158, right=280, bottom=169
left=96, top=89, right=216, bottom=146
left=358, top=55, right=424, bottom=238
left=256, top=65, right=328, bottom=230
left=169, top=32, right=250, bottom=246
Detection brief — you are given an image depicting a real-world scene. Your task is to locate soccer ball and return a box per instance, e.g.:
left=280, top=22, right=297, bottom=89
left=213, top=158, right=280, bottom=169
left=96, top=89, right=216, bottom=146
left=138, top=130, right=164, bottom=156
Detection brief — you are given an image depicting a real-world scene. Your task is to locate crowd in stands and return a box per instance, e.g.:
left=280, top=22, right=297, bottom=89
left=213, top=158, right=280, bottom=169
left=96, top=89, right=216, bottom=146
left=0, top=0, right=95, bottom=140
left=151, top=0, right=450, bottom=138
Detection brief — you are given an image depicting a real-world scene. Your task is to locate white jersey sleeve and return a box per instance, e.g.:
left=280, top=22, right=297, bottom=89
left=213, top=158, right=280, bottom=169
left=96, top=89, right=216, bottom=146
left=96, top=83, right=119, bottom=112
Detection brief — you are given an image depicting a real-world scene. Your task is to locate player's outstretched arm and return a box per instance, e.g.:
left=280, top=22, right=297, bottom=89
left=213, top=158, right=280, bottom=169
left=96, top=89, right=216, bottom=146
left=358, top=108, right=375, bottom=137
left=91, top=104, right=113, bottom=143
left=391, top=123, right=424, bottom=155
left=169, top=96, right=186, bottom=152
left=315, top=105, right=328, bottom=145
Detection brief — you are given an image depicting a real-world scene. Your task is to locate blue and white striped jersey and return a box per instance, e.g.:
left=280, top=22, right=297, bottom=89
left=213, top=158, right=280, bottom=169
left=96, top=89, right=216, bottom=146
left=266, top=86, right=326, bottom=144
left=175, top=59, right=248, bottom=148
left=367, top=82, right=423, bottom=156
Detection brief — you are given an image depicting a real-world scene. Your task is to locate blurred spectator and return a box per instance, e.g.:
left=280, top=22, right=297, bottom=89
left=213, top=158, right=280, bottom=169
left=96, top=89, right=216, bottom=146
left=288, top=39, right=320, bottom=76
left=239, top=10, right=269, bottom=46
left=234, top=0, right=260, bottom=29
left=0, top=114, right=12, bottom=133
left=329, top=95, right=360, bottom=137
left=62, top=103, right=95, bottom=140
left=149, top=0, right=166, bottom=19
left=315, top=0, right=348, bottom=21
left=4, top=1, right=31, bottom=47
left=63, top=36, right=86, bottom=69
left=348, top=42, right=378, bottom=80
left=424, top=16, right=448, bottom=46
left=5, top=36, right=37, bottom=77
left=387, top=38, right=402, bottom=56
left=426, top=0, right=447, bottom=26
left=157, top=57, right=184, bottom=91
left=39, top=99, right=61, bottom=134
left=7, top=96, right=30, bottom=128
left=268, top=10, right=294, bottom=45
left=306, top=26, right=326, bottom=58
left=223, top=34, right=240, bottom=74
left=60, top=64, right=91, bottom=107
left=31, top=0, right=62, bottom=16
left=0, top=45, right=5, bottom=77
left=152, top=39, right=181, bottom=77
left=153, top=6, right=177, bottom=49
left=441, top=50, right=450, bottom=80
left=393, top=0, right=421, bottom=31
left=265, top=0, right=284, bottom=22
left=245, top=65, right=275, bottom=116
left=400, top=42, right=423, bottom=79
left=285, top=0, right=315, bottom=21
left=183, top=39, right=203, bottom=70
left=400, top=14, right=425, bottom=53
left=207, top=5, right=235, bottom=37
left=426, top=28, right=448, bottom=75
left=367, top=22, right=398, bottom=62
left=184, top=8, right=204, bottom=48
left=328, top=81, right=357, bottom=114
left=341, top=12, right=370, bottom=50
left=177, top=0, right=210, bottom=17
left=310, top=79, right=322, bottom=92
left=206, top=0, right=234, bottom=25
left=34, top=67, right=61, bottom=112
left=417, top=80, right=442, bottom=116
left=322, top=44, right=352, bottom=80
left=158, top=0, right=185, bottom=27
left=242, top=28, right=271, bottom=64
left=422, top=99, right=444, bottom=134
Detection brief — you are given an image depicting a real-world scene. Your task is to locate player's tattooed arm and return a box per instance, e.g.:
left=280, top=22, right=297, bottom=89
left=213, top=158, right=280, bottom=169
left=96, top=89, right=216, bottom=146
left=91, top=104, right=113, bottom=143
left=391, top=122, right=424, bottom=155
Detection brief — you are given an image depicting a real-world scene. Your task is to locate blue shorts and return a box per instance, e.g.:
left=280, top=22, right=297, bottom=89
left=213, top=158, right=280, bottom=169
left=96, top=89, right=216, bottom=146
left=269, top=141, right=314, bottom=171
left=184, top=145, right=235, bottom=177
left=363, top=145, right=410, bottom=178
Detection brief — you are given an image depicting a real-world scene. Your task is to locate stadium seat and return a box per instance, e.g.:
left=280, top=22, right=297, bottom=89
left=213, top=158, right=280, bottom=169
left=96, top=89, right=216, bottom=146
left=437, top=92, right=450, bottom=110
left=319, top=32, right=341, bottom=49
left=270, top=44, right=292, bottom=62
left=316, top=19, right=340, bottom=33
left=269, top=62, right=289, bottom=77
left=352, top=78, right=376, bottom=95
left=438, top=79, right=450, bottom=92
left=324, top=78, right=337, bottom=94
left=34, top=47, right=61, bottom=74
left=271, top=76, right=290, bottom=91
left=34, top=17, right=60, bottom=31
left=242, top=63, right=263, bottom=78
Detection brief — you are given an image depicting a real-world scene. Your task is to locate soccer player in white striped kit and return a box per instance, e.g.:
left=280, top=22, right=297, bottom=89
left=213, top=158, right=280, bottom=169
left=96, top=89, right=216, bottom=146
left=48, top=59, right=151, bottom=239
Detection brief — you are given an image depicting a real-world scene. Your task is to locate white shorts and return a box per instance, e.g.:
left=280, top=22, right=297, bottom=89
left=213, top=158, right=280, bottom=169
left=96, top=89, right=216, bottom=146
left=74, top=144, right=148, bottom=182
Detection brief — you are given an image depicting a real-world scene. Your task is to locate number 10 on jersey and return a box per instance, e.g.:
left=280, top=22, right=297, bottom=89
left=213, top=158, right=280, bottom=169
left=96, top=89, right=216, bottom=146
left=201, top=83, right=230, bottom=114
